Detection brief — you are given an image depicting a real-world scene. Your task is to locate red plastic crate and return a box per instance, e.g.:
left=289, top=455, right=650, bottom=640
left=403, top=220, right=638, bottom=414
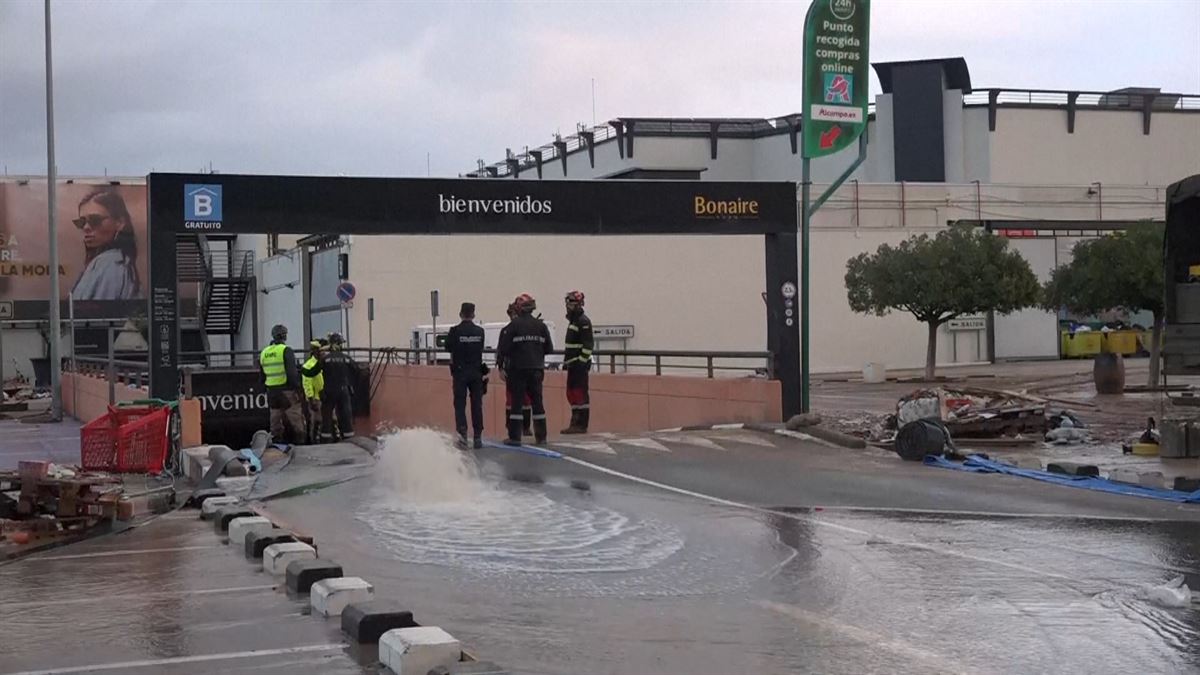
left=80, top=405, right=171, bottom=473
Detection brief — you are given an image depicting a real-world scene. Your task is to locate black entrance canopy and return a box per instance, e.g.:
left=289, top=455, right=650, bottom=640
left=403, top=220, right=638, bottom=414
left=146, top=173, right=802, bottom=416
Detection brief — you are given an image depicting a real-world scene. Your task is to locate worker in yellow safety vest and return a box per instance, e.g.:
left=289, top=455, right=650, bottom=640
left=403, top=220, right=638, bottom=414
left=259, top=324, right=306, bottom=444
left=300, top=339, right=327, bottom=443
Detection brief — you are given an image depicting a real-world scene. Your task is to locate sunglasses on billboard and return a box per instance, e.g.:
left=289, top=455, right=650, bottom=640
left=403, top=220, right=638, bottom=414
left=72, top=214, right=109, bottom=229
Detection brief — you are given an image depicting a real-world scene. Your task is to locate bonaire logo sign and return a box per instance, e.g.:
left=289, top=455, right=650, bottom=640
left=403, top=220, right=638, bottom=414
left=184, top=184, right=223, bottom=230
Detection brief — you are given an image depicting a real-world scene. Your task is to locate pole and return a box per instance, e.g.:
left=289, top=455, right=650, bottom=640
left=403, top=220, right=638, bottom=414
left=44, top=0, right=63, bottom=421
left=68, top=292, right=75, bottom=416
left=800, top=158, right=811, bottom=413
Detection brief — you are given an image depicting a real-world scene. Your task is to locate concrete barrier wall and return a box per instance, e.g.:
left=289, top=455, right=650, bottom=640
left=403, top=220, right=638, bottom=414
left=364, top=365, right=780, bottom=437
left=62, top=372, right=148, bottom=423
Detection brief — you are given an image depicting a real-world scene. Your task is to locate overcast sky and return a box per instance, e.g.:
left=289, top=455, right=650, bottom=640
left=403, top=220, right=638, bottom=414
left=1, top=0, right=1197, bottom=178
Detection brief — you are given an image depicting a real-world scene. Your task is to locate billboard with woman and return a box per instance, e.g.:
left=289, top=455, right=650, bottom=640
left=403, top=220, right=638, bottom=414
left=0, top=179, right=148, bottom=319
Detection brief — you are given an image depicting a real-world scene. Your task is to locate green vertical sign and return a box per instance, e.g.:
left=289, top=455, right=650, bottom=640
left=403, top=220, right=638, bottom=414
left=801, top=0, right=871, bottom=158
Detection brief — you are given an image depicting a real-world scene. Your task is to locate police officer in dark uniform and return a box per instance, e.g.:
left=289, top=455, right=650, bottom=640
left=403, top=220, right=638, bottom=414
left=320, top=332, right=357, bottom=442
left=447, top=302, right=486, bottom=449
left=561, top=290, right=594, bottom=434
left=498, top=293, right=552, bottom=446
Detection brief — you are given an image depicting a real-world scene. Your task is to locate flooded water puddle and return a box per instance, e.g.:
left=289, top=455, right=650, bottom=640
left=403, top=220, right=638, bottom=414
left=352, top=429, right=760, bottom=596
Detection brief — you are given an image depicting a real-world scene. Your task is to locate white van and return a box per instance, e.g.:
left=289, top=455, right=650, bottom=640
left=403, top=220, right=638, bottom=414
left=411, top=321, right=563, bottom=368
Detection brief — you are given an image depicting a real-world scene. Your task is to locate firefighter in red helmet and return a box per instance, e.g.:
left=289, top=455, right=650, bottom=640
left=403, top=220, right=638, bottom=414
left=561, top=290, right=593, bottom=434
left=497, top=293, right=552, bottom=445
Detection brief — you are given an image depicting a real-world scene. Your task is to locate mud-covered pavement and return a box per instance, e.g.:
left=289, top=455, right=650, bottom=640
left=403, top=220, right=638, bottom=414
left=4, top=429, right=1200, bottom=674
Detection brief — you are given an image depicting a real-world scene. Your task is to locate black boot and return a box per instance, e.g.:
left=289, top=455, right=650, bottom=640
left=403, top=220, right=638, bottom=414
left=578, top=408, right=590, bottom=433
left=473, top=434, right=483, bottom=450
left=561, top=411, right=584, bottom=435
left=522, top=409, right=533, bottom=437
left=455, top=431, right=468, bottom=449
left=504, top=418, right=522, bottom=446
left=533, top=418, right=548, bottom=445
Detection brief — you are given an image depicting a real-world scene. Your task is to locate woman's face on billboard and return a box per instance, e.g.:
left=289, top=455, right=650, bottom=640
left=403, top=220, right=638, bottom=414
left=75, top=200, right=118, bottom=250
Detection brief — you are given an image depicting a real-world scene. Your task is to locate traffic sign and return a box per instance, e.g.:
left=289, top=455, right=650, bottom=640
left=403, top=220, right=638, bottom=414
left=336, top=281, right=356, bottom=306
left=801, top=0, right=871, bottom=158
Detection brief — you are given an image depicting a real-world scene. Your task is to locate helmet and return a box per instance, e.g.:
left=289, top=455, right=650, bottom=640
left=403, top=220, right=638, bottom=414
left=565, top=290, right=585, bottom=306
left=327, top=332, right=345, bottom=346
left=271, top=324, right=288, bottom=341
left=514, top=293, right=536, bottom=313
left=309, top=340, right=322, bottom=350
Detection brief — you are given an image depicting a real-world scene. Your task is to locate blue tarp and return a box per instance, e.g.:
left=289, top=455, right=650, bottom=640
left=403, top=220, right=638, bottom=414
left=482, top=439, right=563, bottom=459
left=924, top=454, right=1200, bottom=504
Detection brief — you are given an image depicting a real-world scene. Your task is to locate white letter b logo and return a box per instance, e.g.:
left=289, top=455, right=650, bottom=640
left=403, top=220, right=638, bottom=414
left=194, top=195, right=213, bottom=217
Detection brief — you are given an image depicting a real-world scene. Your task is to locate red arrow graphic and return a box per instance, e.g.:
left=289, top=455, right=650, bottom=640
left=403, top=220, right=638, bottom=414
left=819, top=125, right=842, bottom=149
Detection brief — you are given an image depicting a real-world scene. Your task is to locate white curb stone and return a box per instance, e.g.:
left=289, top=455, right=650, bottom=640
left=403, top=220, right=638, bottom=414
left=380, top=626, right=461, bottom=675
left=200, top=496, right=241, bottom=519
left=263, top=541, right=317, bottom=576
left=227, top=516, right=273, bottom=548
left=310, top=576, right=374, bottom=617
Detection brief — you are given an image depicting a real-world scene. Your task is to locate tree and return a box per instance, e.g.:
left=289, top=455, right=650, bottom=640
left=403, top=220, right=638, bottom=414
left=845, top=224, right=1041, bottom=380
left=1042, top=223, right=1164, bottom=387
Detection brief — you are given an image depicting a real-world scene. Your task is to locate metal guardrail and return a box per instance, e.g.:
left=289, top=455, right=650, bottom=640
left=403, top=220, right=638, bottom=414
left=961, top=88, right=1200, bottom=110
left=179, top=347, right=775, bottom=378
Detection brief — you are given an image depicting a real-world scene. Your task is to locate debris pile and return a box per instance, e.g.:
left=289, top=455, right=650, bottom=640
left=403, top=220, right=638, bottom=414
left=1, top=375, right=50, bottom=413
left=897, top=386, right=1049, bottom=439
left=0, top=460, right=125, bottom=550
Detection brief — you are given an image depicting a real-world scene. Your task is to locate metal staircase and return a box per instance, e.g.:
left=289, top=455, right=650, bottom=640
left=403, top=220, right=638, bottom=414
left=175, top=235, right=254, bottom=362
left=201, top=250, right=253, bottom=334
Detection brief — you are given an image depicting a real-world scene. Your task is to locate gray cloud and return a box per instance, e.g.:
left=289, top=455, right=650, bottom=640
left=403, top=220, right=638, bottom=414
left=2, top=0, right=1197, bottom=178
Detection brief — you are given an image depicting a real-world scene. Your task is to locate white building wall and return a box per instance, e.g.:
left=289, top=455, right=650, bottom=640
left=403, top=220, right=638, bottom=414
left=988, top=108, right=1200, bottom=185
left=961, top=107, right=992, bottom=183
left=329, top=181, right=1165, bottom=375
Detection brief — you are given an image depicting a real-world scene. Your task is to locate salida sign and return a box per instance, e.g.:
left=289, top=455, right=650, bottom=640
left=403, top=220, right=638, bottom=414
left=801, top=0, right=871, bottom=158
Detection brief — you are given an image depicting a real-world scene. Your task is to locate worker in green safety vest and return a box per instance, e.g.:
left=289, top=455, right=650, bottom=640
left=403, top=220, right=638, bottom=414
left=259, top=324, right=306, bottom=444
left=300, top=339, right=327, bottom=443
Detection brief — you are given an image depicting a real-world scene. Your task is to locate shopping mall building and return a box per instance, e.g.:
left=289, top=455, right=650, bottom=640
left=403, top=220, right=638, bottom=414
left=1, top=57, right=1197, bottom=384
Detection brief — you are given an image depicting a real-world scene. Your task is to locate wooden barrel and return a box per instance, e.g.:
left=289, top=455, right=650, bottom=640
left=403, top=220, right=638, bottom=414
left=1093, top=352, right=1126, bottom=394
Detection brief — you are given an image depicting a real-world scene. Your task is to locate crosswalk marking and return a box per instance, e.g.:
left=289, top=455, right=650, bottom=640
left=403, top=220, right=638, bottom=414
left=709, top=432, right=777, bottom=448
left=612, top=437, right=671, bottom=453
left=554, top=441, right=616, bottom=455
left=654, top=434, right=726, bottom=451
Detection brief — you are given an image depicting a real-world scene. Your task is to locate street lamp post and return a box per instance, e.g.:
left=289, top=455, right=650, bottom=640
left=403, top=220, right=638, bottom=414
left=44, top=0, right=63, bottom=421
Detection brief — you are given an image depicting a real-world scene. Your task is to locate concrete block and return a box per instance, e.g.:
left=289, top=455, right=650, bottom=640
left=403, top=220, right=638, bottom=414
left=1139, top=472, right=1167, bottom=490
left=246, top=528, right=297, bottom=559
left=182, top=446, right=213, bottom=481
left=1108, top=469, right=1140, bottom=485
left=187, top=488, right=225, bottom=508
left=263, top=542, right=317, bottom=576
left=215, top=475, right=257, bottom=497
left=1046, top=462, right=1099, bottom=477
left=341, top=601, right=418, bottom=643
left=227, top=516, right=273, bottom=547
left=214, top=505, right=256, bottom=532
left=286, top=558, right=343, bottom=593
left=428, top=662, right=510, bottom=675
left=1174, top=476, right=1200, bottom=493
left=311, top=576, right=374, bottom=617
left=200, top=496, right=241, bottom=520
left=379, top=626, right=461, bottom=675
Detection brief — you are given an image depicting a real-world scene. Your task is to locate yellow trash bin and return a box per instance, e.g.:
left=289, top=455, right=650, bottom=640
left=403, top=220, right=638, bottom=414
left=1064, top=331, right=1103, bottom=358
left=1103, top=330, right=1139, bottom=356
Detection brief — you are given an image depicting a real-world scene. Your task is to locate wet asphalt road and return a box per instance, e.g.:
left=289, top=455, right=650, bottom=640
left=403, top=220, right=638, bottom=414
left=5, top=430, right=1200, bottom=674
